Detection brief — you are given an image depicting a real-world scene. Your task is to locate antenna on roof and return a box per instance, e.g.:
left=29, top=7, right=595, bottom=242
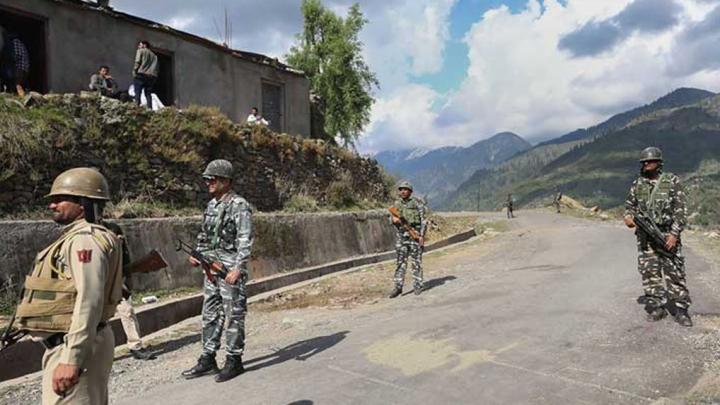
left=213, top=7, right=232, bottom=48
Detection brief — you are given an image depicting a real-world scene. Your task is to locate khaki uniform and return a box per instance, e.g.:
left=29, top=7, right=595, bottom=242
left=116, top=297, right=142, bottom=350
left=16, top=219, right=123, bottom=405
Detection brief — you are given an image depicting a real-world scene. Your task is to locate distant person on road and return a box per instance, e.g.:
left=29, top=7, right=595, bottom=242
left=246, top=107, right=269, bottom=126
left=552, top=187, right=562, bottom=213
left=623, top=146, right=692, bottom=327
left=0, top=28, right=30, bottom=97
left=506, top=193, right=514, bottom=219
left=182, top=159, right=253, bottom=383
left=389, top=181, right=427, bottom=298
left=132, top=40, right=158, bottom=109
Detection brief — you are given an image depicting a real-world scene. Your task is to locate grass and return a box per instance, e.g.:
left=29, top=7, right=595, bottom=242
left=0, top=93, right=391, bottom=217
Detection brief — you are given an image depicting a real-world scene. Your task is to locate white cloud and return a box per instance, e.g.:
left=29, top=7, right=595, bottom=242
left=359, top=0, right=720, bottom=153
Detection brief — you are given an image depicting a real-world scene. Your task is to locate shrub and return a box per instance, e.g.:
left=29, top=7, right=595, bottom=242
left=327, top=172, right=357, bottom=209
left=283, top=194, right=320, bottom=213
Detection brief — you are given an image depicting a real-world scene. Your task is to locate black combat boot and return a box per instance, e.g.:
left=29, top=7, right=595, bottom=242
left=130, top=347, right=157, bottom=361
left=646, top=307, right=667, bottom=322
left=389, top=286, right=402, bottom=298
left=215, top=355, right=245, bottom=382
left=413, top=284, right=424, bottom=296
left=674, top=310, right=693, bottom=327
left=182, top=354, right=219, bottom=379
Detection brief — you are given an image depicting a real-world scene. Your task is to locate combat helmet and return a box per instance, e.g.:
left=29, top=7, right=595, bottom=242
left=639, top=147, right=663, bottom=162
left=397, top=180, right=413, bottom=191
left=46, top=167, right=110, bottom=200
left=202, top=159, right=234, bottom=179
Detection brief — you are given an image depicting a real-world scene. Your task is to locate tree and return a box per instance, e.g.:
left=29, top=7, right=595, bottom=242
left=286, top=0, right=378, bottom=147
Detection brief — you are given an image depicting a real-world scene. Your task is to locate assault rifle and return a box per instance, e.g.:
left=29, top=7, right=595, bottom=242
left=0, top=311, right=26, bottom=354
left=388, top=207, right=421, bottom=242
left=632, top=209, right=682, bottom=267
left=175, top=240, right=229, bottom=282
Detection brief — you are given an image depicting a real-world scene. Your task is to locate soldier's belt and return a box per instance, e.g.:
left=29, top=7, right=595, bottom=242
left=40, top=322, right=107, bottom=350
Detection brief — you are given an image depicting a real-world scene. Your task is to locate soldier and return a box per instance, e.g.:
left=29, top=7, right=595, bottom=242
left=506, top=193, right=514, bottom=219
left=623, top=147, right=692, bottom=327
left=103, top=221, right=156, bottom=361
left=182, top=159, right=253, bottom=382
left=389, top=181, right=427, bottom=298
left=552, top=187, right=562, bottom=213
left=14, top=168, right=123, bottom=404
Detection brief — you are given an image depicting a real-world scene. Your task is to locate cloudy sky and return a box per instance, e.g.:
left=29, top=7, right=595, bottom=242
left=111, top=0, right=720, bottom=153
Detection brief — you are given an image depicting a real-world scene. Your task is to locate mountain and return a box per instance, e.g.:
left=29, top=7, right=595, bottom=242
left=442, top=88, right=718, bottom=217
left=538, top=87, right=716, bottom=146
left=375, top=132, right=531, bottom=204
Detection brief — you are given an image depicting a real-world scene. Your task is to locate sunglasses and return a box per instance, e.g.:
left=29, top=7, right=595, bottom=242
left=203, top=176, right=217, bottom=184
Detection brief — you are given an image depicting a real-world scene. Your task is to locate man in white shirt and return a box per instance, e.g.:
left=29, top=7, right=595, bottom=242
left=246, top=107, right=269, bottom=126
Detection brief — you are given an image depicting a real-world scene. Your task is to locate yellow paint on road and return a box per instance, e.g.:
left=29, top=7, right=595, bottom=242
left=363, top=333, right=520, bottom=376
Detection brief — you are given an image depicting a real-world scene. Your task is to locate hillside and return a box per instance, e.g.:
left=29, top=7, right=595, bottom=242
left=375, top=132, right=531, bottom=204
left=538, top=87, right=716, bottom=146
left=511, top=95, right=720, bottom=224
left=0, top=93, right=391, bottom=216
left=442, top=88, right=719, bottom=220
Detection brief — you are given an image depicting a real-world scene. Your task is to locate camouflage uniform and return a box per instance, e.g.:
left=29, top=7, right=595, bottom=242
left=197, top=191, right=253, bottom=357
left=553, top=191, right=562, bottom=213
left=506, top=195, right=514, bottom=219
left=391, top=196, right=427, bottom=291
left=625, top=172, right=690, bottom=315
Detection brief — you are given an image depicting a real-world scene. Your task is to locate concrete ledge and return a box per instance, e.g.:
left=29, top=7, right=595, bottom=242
left=0, top=228, right=477, bottom=381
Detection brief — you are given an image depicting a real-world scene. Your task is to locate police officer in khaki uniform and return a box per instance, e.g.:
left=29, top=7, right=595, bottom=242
left=14, top=168, right=123, bottom=404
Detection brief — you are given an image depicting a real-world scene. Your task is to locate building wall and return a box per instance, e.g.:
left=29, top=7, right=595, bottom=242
left=0, top=0, right=311, bottom=136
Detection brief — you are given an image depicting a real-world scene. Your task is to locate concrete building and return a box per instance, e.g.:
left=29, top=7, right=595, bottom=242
left=0, top=0, right=310, bottom=136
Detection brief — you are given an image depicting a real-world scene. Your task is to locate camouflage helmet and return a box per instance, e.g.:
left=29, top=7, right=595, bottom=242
left=397, top=180, right=413, bottom=191
left=639, top=147, right=663, bottom=162
left=202, top=159, right=234, bottom=179
left=46, top=167, right=110, bottom=200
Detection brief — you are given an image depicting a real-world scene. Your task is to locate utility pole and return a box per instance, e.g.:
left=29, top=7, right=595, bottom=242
left=476, top=190, right=480, bottom=212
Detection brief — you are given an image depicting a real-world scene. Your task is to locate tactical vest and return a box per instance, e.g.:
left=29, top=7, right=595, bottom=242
left=395, top=198, right=421, bottom=226
left=16, top=223, right=122, bottom=333
left=636, top=173, right=674, bottom=225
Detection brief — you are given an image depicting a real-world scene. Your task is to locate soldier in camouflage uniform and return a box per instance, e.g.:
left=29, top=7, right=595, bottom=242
left=506, top=193, right=514, bottom=219
left=624, top=147, right=692, bottom=327
left=182, top=159, right=254, bottom=381
left=552, top=187, right=562, bottom=213
left=389, top=181, right=427, bottom=298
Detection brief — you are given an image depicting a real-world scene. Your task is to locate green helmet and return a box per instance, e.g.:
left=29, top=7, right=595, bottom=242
left=202, top=159, right=234, bottom=179
left=639, top=147, right=663, bottom=162
left=397, top=180, right=413, bottom=191
left=46, top=167, right=110, bottom=200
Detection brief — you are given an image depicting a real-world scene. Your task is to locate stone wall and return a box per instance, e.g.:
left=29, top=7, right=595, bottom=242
left=0, top=211, right=397, bottom=293
left=0, top=93, right=390, bottom=214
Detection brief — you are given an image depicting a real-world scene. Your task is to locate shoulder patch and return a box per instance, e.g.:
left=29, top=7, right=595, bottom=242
left=77, top=249, right=93, bottom=263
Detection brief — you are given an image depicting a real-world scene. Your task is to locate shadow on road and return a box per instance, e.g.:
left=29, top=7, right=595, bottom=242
left=118, top=333, right=201, bottom=360
left=245, top=331, right=349, bottom=372
left=286, top=401, right=313, bottom=405
left=402, top=275, right=457, bottom=296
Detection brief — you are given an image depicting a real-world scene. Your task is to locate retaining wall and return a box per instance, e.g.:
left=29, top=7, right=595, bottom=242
left=0, top=210, right=397, bottom=292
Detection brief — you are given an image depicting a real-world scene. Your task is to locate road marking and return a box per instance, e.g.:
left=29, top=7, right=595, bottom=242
left=327, top=364, right=414, bottom=393
left=488, top=359, right=654, bottom=402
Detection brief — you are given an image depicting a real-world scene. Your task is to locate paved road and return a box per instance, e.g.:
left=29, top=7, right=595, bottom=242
left=119, top=212, right=720, bottom=405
